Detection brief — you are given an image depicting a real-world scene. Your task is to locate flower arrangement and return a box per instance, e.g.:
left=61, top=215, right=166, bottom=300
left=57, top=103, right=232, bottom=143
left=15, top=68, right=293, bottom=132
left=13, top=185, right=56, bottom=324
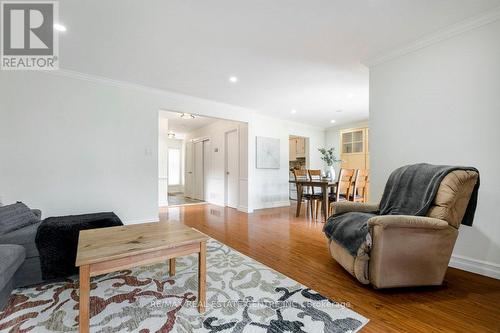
left=318, top=147, right=341, bottom=166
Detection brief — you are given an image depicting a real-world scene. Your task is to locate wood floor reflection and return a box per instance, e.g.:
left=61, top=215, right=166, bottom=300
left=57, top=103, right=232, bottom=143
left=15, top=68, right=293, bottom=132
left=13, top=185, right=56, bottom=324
left=159, top=204, right=500, bottom=332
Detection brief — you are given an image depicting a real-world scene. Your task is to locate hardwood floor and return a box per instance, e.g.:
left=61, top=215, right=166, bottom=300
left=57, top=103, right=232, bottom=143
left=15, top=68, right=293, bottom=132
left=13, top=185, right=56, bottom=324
left=160, top=204, right=500, bottom=333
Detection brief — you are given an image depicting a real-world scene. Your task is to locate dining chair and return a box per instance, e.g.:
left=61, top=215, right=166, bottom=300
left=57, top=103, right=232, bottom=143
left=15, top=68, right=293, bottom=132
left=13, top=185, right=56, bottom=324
left=293, top=169, right=315, bottom=218
left=308, top=169, right=324, bottom=220
left=351, top=169, right=369, bottom=203
left=329, top=168, right=355, bottom=215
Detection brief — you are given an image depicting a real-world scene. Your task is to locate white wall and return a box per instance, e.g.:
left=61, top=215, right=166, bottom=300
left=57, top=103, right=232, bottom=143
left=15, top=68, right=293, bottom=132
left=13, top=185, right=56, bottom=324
left=248, top=113, right=326, bottom=210
left=325, top=120, right=369, bottom=176
left=0, top=70, right=254, bottom=223
left=185, top=119, right=248, bottom=210
left=0, top=70, right=326, bottom=222
left=1, top=70, right=319, bottom=219
left=0, top=71, right=158, bottom=223
left=370, top=20, right=500, bottom=278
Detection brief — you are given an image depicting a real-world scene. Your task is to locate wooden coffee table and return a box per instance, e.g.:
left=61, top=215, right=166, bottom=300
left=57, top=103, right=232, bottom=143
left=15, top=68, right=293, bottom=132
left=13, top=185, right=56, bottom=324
left=75, top=222, right=209, bottom=333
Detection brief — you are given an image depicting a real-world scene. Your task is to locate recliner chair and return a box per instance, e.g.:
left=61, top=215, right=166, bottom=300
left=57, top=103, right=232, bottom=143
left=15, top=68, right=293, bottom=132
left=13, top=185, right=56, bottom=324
left=328, top=169, right=479, bottom=288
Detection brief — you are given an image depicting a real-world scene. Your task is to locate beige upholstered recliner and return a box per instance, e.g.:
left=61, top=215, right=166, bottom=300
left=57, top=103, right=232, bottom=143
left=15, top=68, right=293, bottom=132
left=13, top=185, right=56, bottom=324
left=328, top=170, right=479, bottom=288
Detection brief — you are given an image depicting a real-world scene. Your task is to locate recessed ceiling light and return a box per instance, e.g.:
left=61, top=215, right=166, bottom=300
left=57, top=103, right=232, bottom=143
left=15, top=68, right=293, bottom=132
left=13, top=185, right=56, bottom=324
left=330, top=120, right=336, bottom=124
left=229, top=76, right=238, bottom=83
left=347, top=93, right=355, bottom=99
left=291, top=109, right=297, bottom=114
left=336, top=110, right=343, bottom=113
left=180, top=113, right=195, bottom=119
left=53, top=23, right=67, bottom=32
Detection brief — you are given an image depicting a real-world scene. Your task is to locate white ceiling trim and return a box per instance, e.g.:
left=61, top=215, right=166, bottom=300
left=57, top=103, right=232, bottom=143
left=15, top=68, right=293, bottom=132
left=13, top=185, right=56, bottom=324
left=49, top=69, right=174, bottom=96
left=43, top=68, right=256, bottom=118
left=365, top=6, right=500, bottom=67
left=41, top=69, right=328, bottom=130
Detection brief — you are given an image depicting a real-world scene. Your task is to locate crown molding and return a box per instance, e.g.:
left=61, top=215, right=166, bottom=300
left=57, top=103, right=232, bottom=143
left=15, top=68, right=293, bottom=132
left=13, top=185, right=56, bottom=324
left=41, top=69, right=337, bottom=130
left=48, top=69, right=170, bottom=95
left=365, top=6, right=500, bottom=67
left=42, top=68, right=256, bottom=118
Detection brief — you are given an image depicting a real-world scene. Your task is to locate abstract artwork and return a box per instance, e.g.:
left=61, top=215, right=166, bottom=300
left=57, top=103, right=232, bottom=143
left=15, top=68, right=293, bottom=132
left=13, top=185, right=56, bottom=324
left=256, top=136, right=280, bottom=169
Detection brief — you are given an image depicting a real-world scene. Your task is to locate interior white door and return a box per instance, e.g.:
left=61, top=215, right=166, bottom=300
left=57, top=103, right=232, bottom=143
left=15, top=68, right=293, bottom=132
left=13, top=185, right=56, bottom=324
left=194, top=141, right=204, bottom=200
left=203, top=140, right=211, bottom=201
left=185, top=141, right=194, bottom=198
left=225, top=130, right=239, bottom=208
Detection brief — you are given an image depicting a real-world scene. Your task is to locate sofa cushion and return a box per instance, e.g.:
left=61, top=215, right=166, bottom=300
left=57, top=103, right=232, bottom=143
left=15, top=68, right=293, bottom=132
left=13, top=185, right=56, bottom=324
left=13, top=257, right=43, bottom=288
left=0, top=222, right=41, bottom=258
left=0, top=202, right=40, bottom=235
left=0, top=244, right=26, bottom=290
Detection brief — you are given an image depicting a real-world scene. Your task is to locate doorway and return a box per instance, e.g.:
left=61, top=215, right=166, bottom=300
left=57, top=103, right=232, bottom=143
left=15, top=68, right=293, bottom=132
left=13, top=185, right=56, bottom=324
left=192, top=139, right=209, bottom=201
left=158, top=110, right=248, bottom=209
left=288, top=135, right=309, bottom=201
left=182, top=140, right=206, bottom=205
left=225, top=130, right=239, bottom=208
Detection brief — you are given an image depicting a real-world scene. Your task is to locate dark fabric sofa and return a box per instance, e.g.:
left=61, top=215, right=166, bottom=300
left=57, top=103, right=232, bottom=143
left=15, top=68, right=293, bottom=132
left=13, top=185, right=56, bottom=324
left=0, top=206, right=123, bottom=310
left=0, top=221, right=43, bottom=288
left=0, top=244, right=26, bottom=309
left=0, top=208, right=43, bottom=309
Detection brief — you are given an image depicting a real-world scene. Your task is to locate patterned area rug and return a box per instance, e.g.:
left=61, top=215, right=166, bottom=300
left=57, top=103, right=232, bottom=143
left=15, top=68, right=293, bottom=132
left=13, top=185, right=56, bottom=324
left=0, top=239, right=368, bottom=332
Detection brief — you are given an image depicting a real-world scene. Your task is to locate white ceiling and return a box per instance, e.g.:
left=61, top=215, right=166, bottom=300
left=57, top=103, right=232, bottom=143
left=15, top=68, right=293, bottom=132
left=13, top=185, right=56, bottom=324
left=159, top=110, right=218, bottom=136
left=59, top=0, right=500, bottom=128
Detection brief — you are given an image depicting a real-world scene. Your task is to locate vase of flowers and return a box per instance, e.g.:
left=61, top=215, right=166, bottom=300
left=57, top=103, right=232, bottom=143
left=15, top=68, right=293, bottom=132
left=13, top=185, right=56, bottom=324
left=318, top=147, right=341, bottom=180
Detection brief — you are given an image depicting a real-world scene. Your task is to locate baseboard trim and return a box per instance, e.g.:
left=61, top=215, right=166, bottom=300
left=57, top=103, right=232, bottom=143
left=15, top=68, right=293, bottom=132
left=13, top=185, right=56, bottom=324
left=123, top=217, right=159, bottom=225
left=237, top=206, right=254, bottom=213
left=449, top=254, right=500, bottom=280
left=254, top=200, right=291, bottom=210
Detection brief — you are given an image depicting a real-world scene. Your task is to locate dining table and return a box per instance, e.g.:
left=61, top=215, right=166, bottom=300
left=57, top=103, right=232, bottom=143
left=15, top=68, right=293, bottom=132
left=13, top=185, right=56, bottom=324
left=289, top=178, right=338, bottom=221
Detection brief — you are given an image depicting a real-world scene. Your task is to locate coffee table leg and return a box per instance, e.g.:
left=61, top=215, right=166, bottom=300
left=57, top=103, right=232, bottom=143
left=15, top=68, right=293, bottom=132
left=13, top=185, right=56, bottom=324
left=79, top=265, right=90, bottom=333
left=198, top=241, right=206, bottom=313
left=169, top=258, right=176, bottom=276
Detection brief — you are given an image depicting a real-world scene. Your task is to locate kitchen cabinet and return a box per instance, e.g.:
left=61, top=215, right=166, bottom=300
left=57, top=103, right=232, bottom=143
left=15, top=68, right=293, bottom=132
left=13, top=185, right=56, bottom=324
left=289, top=137, right=306, bottom=161
left=340, top=127, right=370, bottom=199
left=289, top=138, right=297, bottom=161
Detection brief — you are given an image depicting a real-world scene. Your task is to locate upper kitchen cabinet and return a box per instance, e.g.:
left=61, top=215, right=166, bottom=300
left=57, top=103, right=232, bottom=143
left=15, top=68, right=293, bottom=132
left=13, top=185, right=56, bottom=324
left=340, top=127, right=369, bottom=170
left=289, top=136, right=306, bottom=161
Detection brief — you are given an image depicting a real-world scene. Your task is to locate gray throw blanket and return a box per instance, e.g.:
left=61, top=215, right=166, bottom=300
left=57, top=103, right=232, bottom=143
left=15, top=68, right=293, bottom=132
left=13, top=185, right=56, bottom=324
left=323, top=164, right=480, bottom=256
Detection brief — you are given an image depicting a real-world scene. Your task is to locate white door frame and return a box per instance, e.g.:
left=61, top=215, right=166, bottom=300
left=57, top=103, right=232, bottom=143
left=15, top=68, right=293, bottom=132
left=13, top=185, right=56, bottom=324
left=184, top=141, right=194, bottom=198
left=224, top=129, right=239, bottom=207
left=193, top=138, right=211, bottom=201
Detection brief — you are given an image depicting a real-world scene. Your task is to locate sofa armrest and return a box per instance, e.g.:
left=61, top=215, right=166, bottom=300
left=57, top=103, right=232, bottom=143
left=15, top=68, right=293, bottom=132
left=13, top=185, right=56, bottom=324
left=368, top=215, right=448, bottom=230
left=331, top=202, right=379, bottom=215
left=31, top=209, right=42, bottom=220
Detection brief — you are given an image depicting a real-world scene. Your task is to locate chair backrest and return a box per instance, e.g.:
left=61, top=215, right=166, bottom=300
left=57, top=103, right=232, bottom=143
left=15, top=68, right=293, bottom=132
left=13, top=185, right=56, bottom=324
left=335, top=169, right=355, bottom=201
left=293, top=169, right=309, bottom=194
left=293, top=169, right=308, bottom=180
left=353, top=169, right=369, bottom=202
left=308, top=169, right=322, bottom=195
left=426, top=170, right=479, bottom=228
left=308, top=169, right=322, bottom=179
